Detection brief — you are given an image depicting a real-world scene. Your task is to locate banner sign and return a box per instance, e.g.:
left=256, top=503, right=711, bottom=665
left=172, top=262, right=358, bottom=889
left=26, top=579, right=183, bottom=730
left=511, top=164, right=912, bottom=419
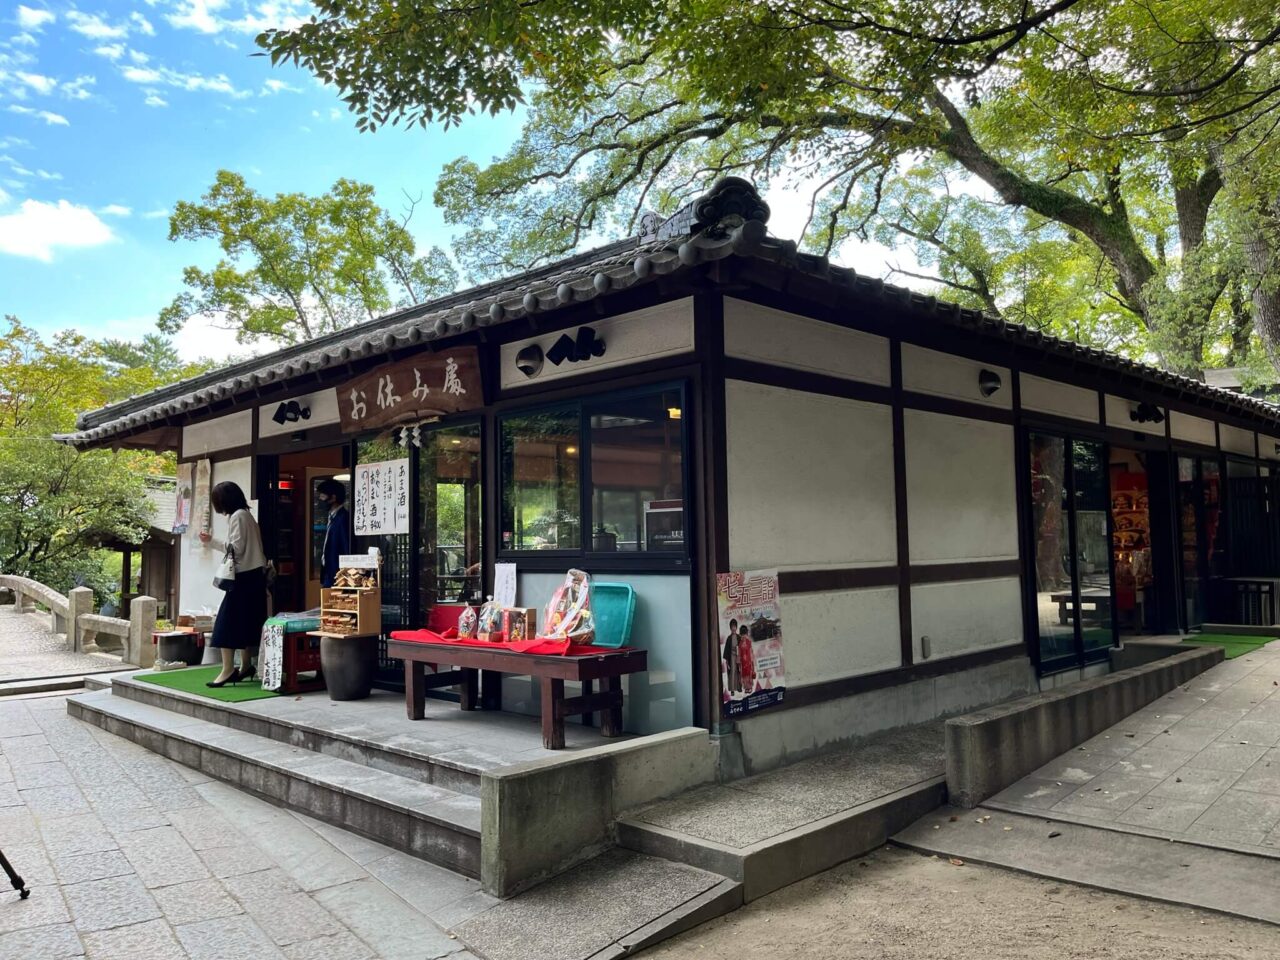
left=353, top=459, right=410, bottom=536
left=338, top=347, right=482, bottom=433
left=194, top=458, right=212, bottom=540
left=173, top=462, right=194, bottom=534
left=717, top=569, right=785, bottom=717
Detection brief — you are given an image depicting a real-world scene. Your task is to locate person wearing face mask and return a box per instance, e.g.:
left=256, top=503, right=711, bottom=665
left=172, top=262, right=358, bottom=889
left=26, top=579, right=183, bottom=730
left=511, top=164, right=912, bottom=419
left=317, top=478, right=350, bottom=589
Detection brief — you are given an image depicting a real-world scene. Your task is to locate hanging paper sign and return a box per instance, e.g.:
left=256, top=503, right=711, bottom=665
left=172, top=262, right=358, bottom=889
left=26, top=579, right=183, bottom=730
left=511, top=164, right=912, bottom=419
left=173, top=461, right=194, bottom=534
left=194, top=459, right=213, bottom=541
left=338, top=347, right=482, bottom=433
left=717, top=570, right=785, bottom=717
left=353, top=459, right=410, bottom=535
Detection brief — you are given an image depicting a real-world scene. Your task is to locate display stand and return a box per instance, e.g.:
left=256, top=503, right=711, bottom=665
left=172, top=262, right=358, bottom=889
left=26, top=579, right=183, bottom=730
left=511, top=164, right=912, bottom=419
left=309, top=553, right=382, bottom=700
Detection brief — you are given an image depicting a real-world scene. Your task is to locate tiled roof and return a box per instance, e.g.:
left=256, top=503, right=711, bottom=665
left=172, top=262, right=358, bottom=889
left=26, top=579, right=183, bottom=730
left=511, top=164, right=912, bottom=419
left=56, top=178, right=1279, bottom=448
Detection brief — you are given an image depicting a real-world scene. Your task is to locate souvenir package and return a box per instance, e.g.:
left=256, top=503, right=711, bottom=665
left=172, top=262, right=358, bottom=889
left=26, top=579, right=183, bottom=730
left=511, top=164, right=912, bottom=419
left=457, top=605, right=478, bottom=639
left=477, top=596, right=504, bottom=642
left=503, top=608, right=537, bottom=643
left=541, top=569, right=594, bottom=642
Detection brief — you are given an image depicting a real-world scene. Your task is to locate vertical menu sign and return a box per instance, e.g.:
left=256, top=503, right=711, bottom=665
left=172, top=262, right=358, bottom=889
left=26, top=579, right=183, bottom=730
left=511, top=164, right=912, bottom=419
left=353, top=458, right=410, bottom=536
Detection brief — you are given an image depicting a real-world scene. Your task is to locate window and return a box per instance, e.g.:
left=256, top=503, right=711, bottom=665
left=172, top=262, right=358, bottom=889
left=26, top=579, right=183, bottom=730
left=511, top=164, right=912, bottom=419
left=590, top=389, right=684, bottom=552
left=501, top=409, right=581, bottom=551
left=500, top=386, right=688, bottom=558
left=419, top=423, right=482, bottom=606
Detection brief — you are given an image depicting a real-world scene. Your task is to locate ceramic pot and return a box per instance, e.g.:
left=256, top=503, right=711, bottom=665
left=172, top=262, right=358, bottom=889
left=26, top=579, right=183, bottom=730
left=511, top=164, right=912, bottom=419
left=320, top=634, right=376, bottom=700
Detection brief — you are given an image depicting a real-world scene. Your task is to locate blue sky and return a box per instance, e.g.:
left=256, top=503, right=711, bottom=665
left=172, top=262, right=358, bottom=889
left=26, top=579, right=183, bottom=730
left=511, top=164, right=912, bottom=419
left=0, top=2, right=906, bottom=364
left=0, top=1, right=526, bottom=361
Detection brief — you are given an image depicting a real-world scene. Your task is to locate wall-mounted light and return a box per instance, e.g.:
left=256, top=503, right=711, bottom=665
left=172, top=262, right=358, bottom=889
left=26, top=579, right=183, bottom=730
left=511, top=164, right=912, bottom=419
left=515, top=344, right=544, bottom=378
left=334, top=474, right=351, bottom=482
left=668, top=407, right=682, bottom=420
left=565, top=445, right=578, bottom=455
left=290, top=430, right=307, bottom=443
left=1130, top=402, right=1166, bottom=424
left=273, top=400, right=312, bottom=425
left=978, top=369, right=1003, bottom=398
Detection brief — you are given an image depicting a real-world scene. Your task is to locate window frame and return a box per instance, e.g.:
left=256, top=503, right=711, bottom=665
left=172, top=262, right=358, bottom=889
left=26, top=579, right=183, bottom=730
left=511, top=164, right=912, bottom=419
left=497, top=380, right=693, bottom=569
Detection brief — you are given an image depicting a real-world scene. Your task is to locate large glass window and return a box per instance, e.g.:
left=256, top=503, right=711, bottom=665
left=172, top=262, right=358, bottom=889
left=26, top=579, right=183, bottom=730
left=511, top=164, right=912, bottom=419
left=1030, top=434, right=1074, bottom=662
left=501, top=409, right=581, bottom=551
left=500, top=386, right=688, bottom=558
left=1074, top=441, right=1113, bottom=651
left=590, top=389, right=684, bottom=553
left=419, top=423, right=482, bottom=607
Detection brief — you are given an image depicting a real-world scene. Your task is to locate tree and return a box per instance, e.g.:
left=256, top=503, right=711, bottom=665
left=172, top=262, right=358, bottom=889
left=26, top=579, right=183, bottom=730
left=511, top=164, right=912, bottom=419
left=158, top=171, right=458, bottom=347
left=259, top=1, right=1280, bottom=375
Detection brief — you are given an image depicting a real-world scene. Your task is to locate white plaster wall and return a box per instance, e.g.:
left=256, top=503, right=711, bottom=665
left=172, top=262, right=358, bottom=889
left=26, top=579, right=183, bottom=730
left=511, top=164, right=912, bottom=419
left=723, top=297, right=891, bottom=386
left=910, top=576, right=1023, bottom=660
left=499, top=298, right=694, bottom=389
left=1019, top=374, right=1098, bottom=423
left=726, top=380, right=896, bottom=571
left=182, top=410, right=253, bottom=458
left=780, top=587, right=900, bottom=686
left=1261, top=435, right=1280, bottom=462
left=258, top=388, right=340, bottom=439
left=1220, top=424, right=1257, bottom=457
left=177, top=456, right=252, bottom=618
left=1104, top=395, right=1165, bottom=436
left=1170, top=411, right=1217, bottom=448
left=904, top=410, right=1018, bottom=564
left=901, top=344, right=1012, bottom=410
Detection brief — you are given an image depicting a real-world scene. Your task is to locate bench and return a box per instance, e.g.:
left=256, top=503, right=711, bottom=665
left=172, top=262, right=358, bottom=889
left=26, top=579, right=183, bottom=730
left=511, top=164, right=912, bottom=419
left=386, top=638, right=647, bottom=749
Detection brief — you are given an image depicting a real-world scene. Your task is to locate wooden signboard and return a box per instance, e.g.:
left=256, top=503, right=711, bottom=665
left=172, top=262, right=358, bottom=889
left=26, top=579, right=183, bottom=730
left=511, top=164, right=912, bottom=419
left=338, top=347, right=482, bottom=433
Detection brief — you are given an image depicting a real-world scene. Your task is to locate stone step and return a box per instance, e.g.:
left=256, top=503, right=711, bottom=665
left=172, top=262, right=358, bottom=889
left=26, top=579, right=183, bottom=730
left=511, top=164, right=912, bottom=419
left=69, top=689, right=482, bottom=878
left=894, top=804, right=1280, bottom=926
left=108, top=672, right=483, bottom=796
left=617, top=776, right=945, bottom=903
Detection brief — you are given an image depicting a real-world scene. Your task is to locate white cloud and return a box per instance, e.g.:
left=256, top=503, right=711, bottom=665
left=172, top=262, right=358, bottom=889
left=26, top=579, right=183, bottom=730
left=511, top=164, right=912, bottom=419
left=35, top=169, right=60, bottom=180
left=92, top=43, right=124, bottom=60
left=121, top=62, right=246, bottom=98
left=66, top=11, right=129, bottom=39
left=167, top=0, right=224, bottom=34
left=12, top=32, right=38, bottom=47
left=0, top=136, right=30, bottom=149
left=260, top=78, right=298, bottom=95
left=141, top=207, right=169, bottom=219
left=0, top=186, right=9, bottom=205
left=15, top=6, right=55, bottom=31
left=0, top=155, right=33, bottom=176
left=61, top=75, right=95, bottom=100
left=167, top=0, right=309, bottom=35
left=128, top=48, right=148, bottom=64
left=0, top=198, right=114, bottom=261
left=98, top=204, right=131, bottom=217
left=6, top=104, right=69, bottom=125
left=144, top=92, right=167, bottom=107
left=15, top=71, right=55, bottom=94
left=130, top=12, right=155, bottom=36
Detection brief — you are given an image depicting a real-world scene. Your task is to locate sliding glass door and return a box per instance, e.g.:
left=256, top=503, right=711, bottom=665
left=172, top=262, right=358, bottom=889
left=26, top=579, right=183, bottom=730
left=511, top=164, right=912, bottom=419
left=1029, top=432, right=1115, bottom=670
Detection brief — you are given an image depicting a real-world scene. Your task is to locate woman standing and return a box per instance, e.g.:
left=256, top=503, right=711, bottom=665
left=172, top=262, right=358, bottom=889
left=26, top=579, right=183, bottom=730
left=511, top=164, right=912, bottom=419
left=207, top=481, right=268, bottom=687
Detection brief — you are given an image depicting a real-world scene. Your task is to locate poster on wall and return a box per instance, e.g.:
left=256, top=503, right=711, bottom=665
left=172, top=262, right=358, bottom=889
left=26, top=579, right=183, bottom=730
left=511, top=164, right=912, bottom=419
left=717, top=570, right=785, bottom=717
left=173, top=462, right=194, bottom=534
left=194, top=459, right=213, bottom=541
left=353, top=458, right=410, bottom=536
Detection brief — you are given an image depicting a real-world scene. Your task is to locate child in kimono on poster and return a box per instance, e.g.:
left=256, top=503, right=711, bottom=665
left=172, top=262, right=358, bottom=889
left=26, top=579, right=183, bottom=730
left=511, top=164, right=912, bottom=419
left=716, top=570, right=785, bottom=717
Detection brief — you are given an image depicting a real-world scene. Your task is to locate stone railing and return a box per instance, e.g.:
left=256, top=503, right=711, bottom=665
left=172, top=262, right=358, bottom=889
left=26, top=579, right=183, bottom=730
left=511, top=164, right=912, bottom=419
left=0, top=575, right=156, bottom=668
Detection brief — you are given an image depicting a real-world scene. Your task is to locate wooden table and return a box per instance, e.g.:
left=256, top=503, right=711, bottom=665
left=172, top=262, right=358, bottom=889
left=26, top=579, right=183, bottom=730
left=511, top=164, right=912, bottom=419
left=386, top=639, right=647, bottom=749
left=1050, top=589, right=1113, bottom=626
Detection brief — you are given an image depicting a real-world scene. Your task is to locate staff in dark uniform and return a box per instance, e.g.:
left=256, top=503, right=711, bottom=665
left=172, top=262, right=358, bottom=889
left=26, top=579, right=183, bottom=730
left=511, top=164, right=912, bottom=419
left=318, top=478, right=350, bottom=588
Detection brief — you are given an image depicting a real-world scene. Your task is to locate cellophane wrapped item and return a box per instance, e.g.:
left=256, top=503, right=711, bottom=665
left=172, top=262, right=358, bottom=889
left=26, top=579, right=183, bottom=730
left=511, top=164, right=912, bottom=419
left=477, top=596, right=504, bottom=641
left=457, top=605, right=478, bottom=639
left=541, top=569, right=594, bottom=643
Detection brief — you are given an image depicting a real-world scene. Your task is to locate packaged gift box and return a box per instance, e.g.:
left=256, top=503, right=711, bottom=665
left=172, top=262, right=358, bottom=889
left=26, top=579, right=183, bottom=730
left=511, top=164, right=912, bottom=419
left=503, top=608, right=537, bottom=643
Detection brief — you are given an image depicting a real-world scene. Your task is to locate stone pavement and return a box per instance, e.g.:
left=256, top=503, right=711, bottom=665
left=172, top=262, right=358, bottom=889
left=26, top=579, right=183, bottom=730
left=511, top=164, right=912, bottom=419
left=0, top=693, right=494, bottom=960
left=987, top=639, right=1280, bottom=854
left=0, top=608, right=121, bottom=684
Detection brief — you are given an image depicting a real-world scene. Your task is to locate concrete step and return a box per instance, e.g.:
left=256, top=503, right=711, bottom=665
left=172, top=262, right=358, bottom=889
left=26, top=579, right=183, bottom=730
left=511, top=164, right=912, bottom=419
left=69, top=689, right=482, bottom=878
left=894, top=805, right=1280, bottom=926
left=1200, top=623, right=1280, bottom=638
left=451, top=848, right=743, bottom=960
left=618, top=776, right=945, bottom=903
left=1, top=669, right=130, bottom=697
left=108, top=672, right=483, bottom=796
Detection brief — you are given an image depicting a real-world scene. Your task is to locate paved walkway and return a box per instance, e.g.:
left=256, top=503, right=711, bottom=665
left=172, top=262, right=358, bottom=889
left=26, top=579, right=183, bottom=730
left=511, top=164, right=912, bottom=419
left=987, top=640, right=1280, bottom=854
left=0, top=693, right=492, bottom=960
left=0, top=608, right=121, bottom=684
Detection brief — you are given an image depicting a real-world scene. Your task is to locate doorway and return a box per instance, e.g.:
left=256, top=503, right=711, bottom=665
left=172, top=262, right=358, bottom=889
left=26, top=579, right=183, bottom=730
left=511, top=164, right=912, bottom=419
left=258, top=446, right=351, bottom=614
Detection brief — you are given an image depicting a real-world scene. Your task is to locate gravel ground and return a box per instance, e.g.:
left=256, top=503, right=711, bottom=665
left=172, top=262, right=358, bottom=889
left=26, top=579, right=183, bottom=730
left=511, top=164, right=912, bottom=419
left=646, top=845, right=1279, bottom=959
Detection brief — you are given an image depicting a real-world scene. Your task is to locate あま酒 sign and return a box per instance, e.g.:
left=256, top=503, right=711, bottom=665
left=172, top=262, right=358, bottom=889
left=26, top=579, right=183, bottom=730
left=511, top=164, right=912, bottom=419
left=338, top=348, right=482, bottom=433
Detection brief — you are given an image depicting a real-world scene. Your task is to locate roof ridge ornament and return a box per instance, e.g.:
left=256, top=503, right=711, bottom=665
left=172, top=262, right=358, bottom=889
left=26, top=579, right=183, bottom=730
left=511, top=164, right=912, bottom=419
left=649, top=177, right=771, bottom=241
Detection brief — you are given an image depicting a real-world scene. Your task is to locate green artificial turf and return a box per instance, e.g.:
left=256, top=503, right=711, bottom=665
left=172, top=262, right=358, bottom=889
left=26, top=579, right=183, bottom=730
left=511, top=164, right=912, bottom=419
left=135, top=665, right=279, bottom=702
left=1180, top=633, right=1277, bottom=660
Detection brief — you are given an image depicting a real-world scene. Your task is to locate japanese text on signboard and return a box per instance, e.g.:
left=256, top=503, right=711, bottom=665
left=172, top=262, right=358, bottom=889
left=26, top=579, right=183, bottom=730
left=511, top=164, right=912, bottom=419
left=353, top=458, right=410, bottom=536
left=338, top=348, right=481, bottom=433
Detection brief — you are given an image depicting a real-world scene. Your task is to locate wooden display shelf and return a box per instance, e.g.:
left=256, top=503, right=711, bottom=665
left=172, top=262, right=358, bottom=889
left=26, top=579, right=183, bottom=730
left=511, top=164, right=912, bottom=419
left=319, top=585, right=382, bottom=637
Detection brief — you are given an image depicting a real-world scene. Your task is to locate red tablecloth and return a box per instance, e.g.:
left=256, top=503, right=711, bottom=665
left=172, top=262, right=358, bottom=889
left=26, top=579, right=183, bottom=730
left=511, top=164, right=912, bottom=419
left=389, top=628, right=618, bottom=657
